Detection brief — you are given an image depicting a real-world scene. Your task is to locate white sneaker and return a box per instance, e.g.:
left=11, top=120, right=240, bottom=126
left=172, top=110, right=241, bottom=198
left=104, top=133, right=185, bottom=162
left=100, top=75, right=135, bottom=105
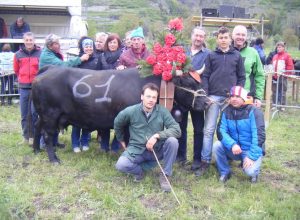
left=73, top=147, right=81, bottom=153
left=82, top=146, right=89, bottom=151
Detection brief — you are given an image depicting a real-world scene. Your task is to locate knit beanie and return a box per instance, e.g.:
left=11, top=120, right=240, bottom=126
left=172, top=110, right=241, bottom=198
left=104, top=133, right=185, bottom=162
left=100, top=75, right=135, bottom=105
left=82, top=39, right=93, bottom=48
left=230, top=86, right=248, bottom=101
left=130, top=27, right=144, bottom=39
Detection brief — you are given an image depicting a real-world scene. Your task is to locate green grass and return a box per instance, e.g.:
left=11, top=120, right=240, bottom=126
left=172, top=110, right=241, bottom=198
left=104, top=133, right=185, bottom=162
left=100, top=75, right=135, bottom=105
left=0, top=105, right=300, bottom=219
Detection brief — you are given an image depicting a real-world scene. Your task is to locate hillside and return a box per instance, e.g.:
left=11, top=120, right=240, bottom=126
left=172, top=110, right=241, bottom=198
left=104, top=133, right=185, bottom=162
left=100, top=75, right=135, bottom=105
left=82, top=0, right=300, bottom=43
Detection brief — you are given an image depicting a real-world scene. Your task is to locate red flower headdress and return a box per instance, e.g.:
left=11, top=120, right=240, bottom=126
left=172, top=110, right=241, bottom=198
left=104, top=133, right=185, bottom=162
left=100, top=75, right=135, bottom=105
left=139, top=18, right=191, bottom=81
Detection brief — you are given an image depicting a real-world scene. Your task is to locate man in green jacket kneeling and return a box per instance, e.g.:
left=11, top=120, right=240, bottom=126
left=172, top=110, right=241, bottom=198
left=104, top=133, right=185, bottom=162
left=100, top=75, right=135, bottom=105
left=114, top=83, right=181, bottom=192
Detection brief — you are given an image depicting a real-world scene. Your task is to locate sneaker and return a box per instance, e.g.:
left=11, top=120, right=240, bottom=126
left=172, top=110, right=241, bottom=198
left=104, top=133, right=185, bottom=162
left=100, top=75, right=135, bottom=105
left=250, top=175, right=258, bottom=183
left=73, top=147, right=81, bottom=153
left=133, top=172, right=144, bottom=182
left=194, top=161, right=210, bottom=177
left=191, top=160, right=201, bottom=171
left=19, top=138, right=29, bottom=145
left=219, top=173, right=231, bottom=183
left=82, top=146, right=89, bottom=151
left=159, top=173, right=171, bottom=192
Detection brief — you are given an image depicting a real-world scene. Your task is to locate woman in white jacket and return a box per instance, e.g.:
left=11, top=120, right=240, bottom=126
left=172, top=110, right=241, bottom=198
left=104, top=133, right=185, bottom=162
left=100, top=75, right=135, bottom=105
left=0, top=43, right=15, bottom=105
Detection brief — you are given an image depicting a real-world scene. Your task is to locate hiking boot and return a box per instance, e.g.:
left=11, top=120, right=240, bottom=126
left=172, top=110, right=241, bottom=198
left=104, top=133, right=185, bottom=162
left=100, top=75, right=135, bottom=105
left=194, top=161, right=210, bottom=177
left=159, top=173, right=171, bottom=192
left=250, top=175, right=258, bottom=183
left=191, top=160, right=201, bottom=171
left=219, top=173, right=231, bottom=183
left=133, top=172, right=144, bottom=182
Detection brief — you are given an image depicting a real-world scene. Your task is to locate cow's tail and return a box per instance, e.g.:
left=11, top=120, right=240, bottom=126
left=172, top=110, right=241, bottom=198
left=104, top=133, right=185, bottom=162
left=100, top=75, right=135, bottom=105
left=27, top=91, right=34, bottom=146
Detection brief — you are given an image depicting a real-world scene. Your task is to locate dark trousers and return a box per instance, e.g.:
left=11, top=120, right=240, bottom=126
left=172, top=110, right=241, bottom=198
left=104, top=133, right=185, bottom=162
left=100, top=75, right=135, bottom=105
left=272, top=76, right=287, bottom=105
left=0, top=74, right=14, bottom=104
left=177, top=110, right=204, bottom=161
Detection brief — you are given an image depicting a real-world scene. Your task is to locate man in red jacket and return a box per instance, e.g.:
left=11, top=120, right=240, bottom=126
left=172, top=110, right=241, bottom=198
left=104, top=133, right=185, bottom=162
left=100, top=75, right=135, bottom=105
left=271, top=41, right=294, bottom=109
left=13, top=32, right=41, bottom=145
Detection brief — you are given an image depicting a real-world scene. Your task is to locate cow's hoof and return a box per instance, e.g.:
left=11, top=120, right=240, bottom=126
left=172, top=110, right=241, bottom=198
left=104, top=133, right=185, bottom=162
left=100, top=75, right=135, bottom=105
left=33, top=149, right=41, bottom=154
left=50, top=159, right=61, bottom=165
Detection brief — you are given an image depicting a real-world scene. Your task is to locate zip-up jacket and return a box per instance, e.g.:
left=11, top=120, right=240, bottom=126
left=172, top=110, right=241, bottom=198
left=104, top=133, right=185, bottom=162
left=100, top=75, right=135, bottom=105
left=236, top=45, right=265, bottom=100
left=201, top=46, right=245, bottom=97
left=272, top=51, right=294, bottom=80
left=13, top=45, right=41, bottom=89
left=217, top=104, right=265, bottom=161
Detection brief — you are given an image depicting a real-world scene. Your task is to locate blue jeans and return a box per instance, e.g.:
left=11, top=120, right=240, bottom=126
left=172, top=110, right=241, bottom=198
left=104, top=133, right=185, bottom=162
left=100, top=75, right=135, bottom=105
left=71, top=126, right=90, bottom=148
left=213, top=141, right=262, bottom=177
left=202, top=95, right=226, bottom=162
left=115, top=137, right=179, bottom=176
left=19, top=88, right=37, bottom=140
left=100, top=129, right=120, bottom=152
left=177, top=110, right=204, bottom=161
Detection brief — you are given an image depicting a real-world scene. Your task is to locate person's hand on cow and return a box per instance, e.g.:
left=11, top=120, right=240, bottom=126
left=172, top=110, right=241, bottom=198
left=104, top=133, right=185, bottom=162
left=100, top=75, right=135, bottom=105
left=120, top=141, right=127, bottom=150
left=243, top=157, right=254, bottom=169
left=116, top=65, right=126, bottom=70
left=146, top=134, right=159, bottom=151
left=80, top=53, right=90, bottom=62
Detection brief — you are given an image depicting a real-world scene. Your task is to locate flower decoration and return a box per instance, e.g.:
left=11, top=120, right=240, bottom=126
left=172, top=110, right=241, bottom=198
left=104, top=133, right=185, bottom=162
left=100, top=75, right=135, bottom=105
left=138, top=17, right=191, bottom=82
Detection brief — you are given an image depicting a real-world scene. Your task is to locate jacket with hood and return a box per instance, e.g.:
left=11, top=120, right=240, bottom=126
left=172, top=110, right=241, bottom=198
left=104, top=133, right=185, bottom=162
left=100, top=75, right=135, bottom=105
left=13, top=45, right=41, bottom=88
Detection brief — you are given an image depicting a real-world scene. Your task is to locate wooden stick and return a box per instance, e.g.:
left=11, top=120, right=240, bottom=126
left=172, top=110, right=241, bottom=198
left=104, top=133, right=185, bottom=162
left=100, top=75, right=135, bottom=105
left=152, top=149, right=181, bottom=205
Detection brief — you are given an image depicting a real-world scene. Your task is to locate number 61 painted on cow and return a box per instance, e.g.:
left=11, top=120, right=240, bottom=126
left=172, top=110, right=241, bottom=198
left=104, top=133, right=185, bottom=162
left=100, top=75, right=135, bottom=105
left=72, top=74, right=115, bottom=103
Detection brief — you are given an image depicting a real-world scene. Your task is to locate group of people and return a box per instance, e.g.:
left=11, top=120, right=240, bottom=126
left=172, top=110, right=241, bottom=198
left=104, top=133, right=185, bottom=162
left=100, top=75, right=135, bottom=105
left=2, top=17, right=297, bottom=192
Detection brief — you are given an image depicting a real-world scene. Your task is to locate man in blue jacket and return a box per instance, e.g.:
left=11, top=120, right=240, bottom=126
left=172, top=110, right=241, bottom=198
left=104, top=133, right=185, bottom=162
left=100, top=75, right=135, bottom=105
left=213, top=86, right=265, bottom=183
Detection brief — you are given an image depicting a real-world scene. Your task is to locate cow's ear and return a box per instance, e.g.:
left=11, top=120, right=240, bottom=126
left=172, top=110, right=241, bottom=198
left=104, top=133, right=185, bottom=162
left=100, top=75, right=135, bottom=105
left=189, top=71, right=201, bottom=83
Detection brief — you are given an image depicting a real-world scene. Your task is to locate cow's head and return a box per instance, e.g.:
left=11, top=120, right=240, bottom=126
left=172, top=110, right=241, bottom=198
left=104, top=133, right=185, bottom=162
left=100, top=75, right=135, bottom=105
left=172, top=72, right=211, bottom=112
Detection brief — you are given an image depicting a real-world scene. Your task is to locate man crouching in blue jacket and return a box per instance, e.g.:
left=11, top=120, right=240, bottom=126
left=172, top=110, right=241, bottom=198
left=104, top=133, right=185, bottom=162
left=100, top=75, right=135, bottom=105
left=213, top=86, right=265, bottom=183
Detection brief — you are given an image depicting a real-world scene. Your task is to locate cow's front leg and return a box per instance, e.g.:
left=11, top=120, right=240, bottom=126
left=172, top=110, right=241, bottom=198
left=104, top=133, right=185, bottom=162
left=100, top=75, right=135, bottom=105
left=44, top=132, right=60, bottom=164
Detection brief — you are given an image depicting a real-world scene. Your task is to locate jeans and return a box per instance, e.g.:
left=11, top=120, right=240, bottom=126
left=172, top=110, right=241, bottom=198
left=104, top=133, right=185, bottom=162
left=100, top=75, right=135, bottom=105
left=71, top=126, right=90, bottom=148
left=213, top=141, right=262, bottom=177
left=202, top=95, right=226, bottom=162
left=115, top=137, right=179, bottom=176
left=100, top=129, right=120, bottom=152
left=177, top=110, right=204, bottom=161
left=19, top=88, right=37, bottom=140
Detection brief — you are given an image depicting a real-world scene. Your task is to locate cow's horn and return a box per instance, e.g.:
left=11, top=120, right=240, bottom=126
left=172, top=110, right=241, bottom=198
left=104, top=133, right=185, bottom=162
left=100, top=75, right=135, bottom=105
left=196, top=64, right=205, bottom=75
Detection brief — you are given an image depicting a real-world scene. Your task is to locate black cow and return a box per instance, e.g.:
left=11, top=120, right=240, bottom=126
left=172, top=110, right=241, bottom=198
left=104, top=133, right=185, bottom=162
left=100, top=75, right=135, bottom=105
left=32, top=65, right=210, bottom=163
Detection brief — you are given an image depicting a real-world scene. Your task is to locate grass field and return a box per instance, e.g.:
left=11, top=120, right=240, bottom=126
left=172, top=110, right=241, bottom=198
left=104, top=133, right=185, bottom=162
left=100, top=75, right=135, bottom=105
left=0, top=104, right=299, bottom=219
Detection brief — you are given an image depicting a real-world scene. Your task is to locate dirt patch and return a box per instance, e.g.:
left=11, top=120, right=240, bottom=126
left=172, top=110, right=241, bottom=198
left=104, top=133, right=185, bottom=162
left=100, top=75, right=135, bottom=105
left=283, top=159, right=299, bottom=168
left=261, top=171, right=298, bottom=193
left=22, top=155, right=32, bottom=168
left=0, top=121, right=19, bottom=133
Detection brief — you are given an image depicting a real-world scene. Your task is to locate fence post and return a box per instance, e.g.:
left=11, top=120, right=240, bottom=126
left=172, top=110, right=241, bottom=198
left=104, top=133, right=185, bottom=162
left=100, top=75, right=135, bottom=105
left=264, top=72, right=273, bottom=127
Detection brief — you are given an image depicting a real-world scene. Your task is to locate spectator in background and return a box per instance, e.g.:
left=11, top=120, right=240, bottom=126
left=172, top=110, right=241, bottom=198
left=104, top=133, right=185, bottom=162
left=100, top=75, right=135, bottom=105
left=95, top=32, right=108, bottom=57
left=266, top=47, right=278, bottom=65
left=71, top=36, right=99, bottom=153
left=0, top=17, right=8, bottom=50
left=213, top=86, right=265, bottom=183
left=13, top=32, right=41, bottom=144
left=10, top=17, right=31, bottom=52
left=253, top=37, right=266, bottom=65
left=117, top=27, right=150, bottom=69
left=39, top=34, right=89, bottom=148
left=0, top=43, right=15, bottom=105
left=232, top=25, right=265, bottom=108
left=196, top=27, right=245, bottom=177
left=271, top=41, right=294, bottom=109
left=121, top=30, right=132, bottom=52
left=98, top=33, right=123, bottom=154
left=176, top=27, right=209, bottom=171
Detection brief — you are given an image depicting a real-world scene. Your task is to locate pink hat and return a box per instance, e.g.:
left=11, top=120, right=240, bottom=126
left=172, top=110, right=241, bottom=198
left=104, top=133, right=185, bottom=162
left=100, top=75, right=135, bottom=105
left=230, top=86, right=248, bottom=101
